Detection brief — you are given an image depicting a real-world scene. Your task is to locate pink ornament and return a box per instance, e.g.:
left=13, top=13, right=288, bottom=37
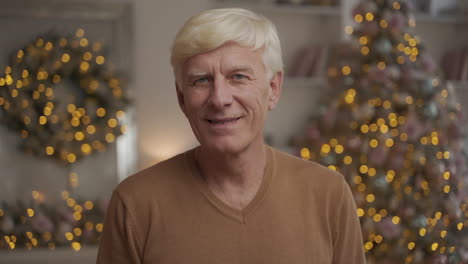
left=358, top=78, right=371, bottom=89
left=460, top=248, right=468, bottom=262
left=401, top=68, right=425, bottom=85
left=31, top=213, right=55, bottom=233
left=361, top=21, right=379, bottom=37
left=306, top=125, right=321, bottom=144
left=321, top=108, right=337, bottom=130
left=369, top=65, right=390, bottom=82
left=392, top=141, right=408, bottom=154
left=83, top=228, right=95, bottom=240
left=455, top=153, right=466, bottom=175
left=369, top=145, right=389, bottom=166
left=58, top=205, right=76, bottom=223
left=389, top=13, right=406, bottom=32
left=401, top=112, right=426, bottom=141
left=346, top=136, right=362, bottom=152
left=420, top=55, right=438, bottom=74
left=403, top=207, right=415, bottom=218
left=376, top=217, right=402, bottom=239
left=425, top=254, right=448, bottom=264
left=388, top=154, right=404, bottom=170
left=387, top=66, right=401, bottom=80
left=445, top=195, right=462, bottom=219
left=448, top=121, right=463, bottom=139
left=353, top=104, right=375, bottom=121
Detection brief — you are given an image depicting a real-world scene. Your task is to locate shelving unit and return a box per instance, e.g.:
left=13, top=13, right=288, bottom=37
left=209, top=0, right=468, bottom=150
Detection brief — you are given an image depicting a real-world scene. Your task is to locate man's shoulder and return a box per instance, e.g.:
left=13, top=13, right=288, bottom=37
left=272, top=147, right=344, bottom=184
left=271, top=147, right=350, bottom=212
left=114, top=149, right=193, bottom=198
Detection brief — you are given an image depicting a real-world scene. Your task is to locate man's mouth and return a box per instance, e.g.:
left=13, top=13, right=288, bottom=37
left=206, top=117, right=241, bottom=125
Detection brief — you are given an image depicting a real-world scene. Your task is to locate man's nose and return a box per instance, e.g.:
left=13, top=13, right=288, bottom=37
left=208, top=77, right=233, bottom=109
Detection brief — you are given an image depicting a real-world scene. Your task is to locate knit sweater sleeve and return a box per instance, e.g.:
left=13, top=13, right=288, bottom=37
left=332, top=177, right=367, bottom=264
left=96, top=190, right=142, bottom=264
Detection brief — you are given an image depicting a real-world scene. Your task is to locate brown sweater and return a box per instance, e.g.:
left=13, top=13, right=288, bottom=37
left=97, top=146, right=366, bottom=264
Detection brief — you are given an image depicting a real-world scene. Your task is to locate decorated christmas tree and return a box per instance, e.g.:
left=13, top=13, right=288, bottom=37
left=292, top=0, right=468, bottom=263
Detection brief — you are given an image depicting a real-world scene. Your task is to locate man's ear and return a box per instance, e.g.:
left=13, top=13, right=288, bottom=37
left=268, top=71, right=283, bottom=110
left=176, top=83, right=187, bottom=115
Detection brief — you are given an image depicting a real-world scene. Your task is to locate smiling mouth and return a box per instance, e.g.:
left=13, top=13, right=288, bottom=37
left=207, top=117, right=241, bottom=125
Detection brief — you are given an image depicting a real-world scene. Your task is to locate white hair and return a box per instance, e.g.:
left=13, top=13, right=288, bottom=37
left=170, top=8, right=283, bottom=84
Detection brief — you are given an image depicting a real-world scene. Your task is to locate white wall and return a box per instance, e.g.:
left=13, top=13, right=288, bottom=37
left=134, top=0, right=209, bottom=169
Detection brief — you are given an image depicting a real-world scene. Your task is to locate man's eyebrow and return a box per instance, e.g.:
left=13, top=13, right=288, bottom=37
left=184, top=72, right=208, bottom=80
left=185, top=72, right=209, bottom=79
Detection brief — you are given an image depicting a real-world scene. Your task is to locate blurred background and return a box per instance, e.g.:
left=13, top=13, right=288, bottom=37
left=0, top=0, right=467, bottom=263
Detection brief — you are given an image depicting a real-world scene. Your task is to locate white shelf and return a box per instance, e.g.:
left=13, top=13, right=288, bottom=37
left=449, top=80, right=468, bottom=90
left=414, top=12, right=468, bottom=25
left=211, top=1, right=340, bottom=16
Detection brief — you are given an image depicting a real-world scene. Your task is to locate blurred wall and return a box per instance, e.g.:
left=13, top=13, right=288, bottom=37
left=133, top=0, right=209, bottom=169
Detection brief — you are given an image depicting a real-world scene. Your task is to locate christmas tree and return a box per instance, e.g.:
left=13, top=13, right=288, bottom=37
left=292, top=0, right=468, bottom=263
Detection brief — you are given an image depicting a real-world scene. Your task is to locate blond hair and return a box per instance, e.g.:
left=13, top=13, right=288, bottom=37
left=170, top=8, right=283, bottom=83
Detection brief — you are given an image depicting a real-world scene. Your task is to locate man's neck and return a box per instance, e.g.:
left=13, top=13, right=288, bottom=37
left=195, top=142, right=268, bottom=210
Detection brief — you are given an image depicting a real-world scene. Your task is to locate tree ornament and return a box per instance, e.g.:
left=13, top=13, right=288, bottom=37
left=374, top=38, right=393, bottom=55
left=423, top=102, right=438, bottom=118
left=419, top=78, right=437, bottom=98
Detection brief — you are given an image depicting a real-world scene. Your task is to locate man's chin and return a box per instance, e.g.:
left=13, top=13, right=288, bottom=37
left=200, top=140, right=245, bottom=156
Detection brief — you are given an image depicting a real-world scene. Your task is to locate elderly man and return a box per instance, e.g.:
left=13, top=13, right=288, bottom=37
left=97, top=8, right=365, bottom=264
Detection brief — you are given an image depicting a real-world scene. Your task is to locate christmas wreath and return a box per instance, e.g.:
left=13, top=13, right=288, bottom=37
left=0, top=29, right=129, bottom=164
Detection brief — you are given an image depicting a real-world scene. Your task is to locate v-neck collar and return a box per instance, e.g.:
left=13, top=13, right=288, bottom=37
left=184, top=145, right=275, bottom=224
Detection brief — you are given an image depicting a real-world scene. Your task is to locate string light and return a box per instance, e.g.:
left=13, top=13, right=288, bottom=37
left=379, top=19, right=388, bottom=28
left=354, top=14, right=364, bottom=23
left=342, top=66, right=351, bottom=75
left=300, top=148, right=310, bottom=160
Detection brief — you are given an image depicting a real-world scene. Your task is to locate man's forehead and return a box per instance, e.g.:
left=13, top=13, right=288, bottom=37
left=186, top=43, right=261, bottom=65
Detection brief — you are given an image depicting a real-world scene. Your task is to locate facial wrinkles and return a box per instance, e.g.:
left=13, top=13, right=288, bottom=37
left=183, top=44, right=270, bottom=120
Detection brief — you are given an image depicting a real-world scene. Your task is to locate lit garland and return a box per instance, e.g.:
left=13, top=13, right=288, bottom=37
left=0, top=28, right=129, bottom=164
left=0, top=188, right=106, bottom=251
left=293, top=0, right=468, bottom=263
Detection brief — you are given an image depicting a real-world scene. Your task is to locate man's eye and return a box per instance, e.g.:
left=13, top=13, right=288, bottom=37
left=193, top=76, right=210, bottom=84
left=232, top=73, right=247, bottom=80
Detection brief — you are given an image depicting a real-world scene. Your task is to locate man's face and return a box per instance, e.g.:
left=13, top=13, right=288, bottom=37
left=177, top=43, right=282, bottom=154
